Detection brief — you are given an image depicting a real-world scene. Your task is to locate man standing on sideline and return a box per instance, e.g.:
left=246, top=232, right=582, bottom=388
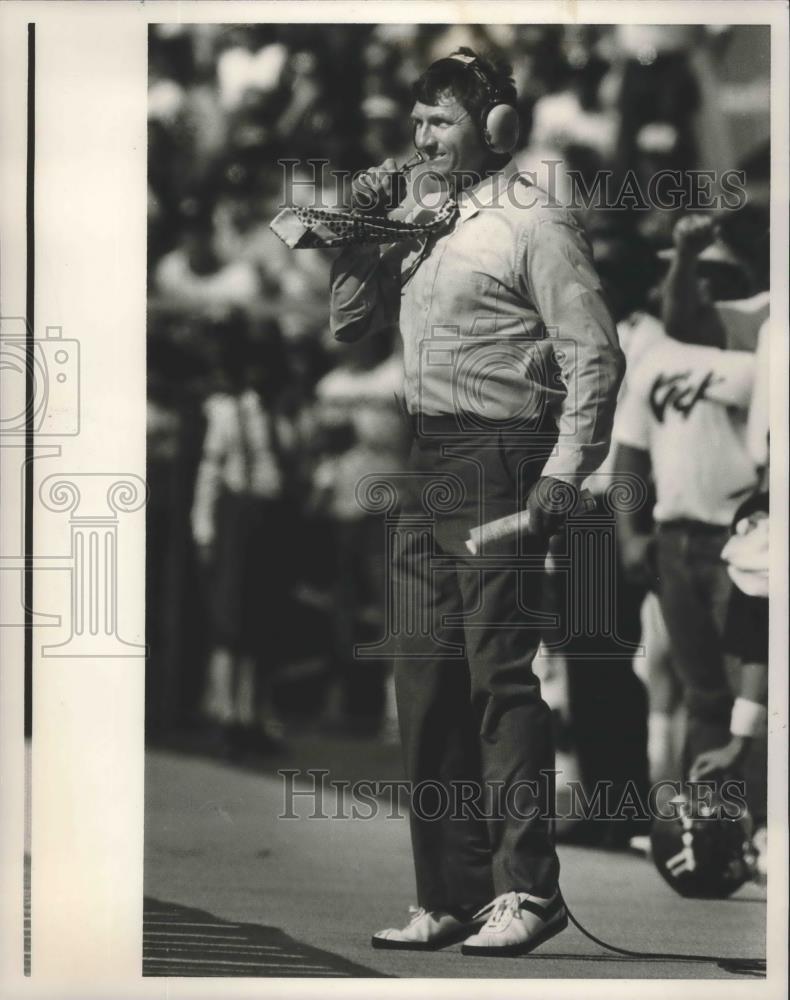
left=614, top=214, right=764, bottom=785
left=330, top=50, right=624, bottom=957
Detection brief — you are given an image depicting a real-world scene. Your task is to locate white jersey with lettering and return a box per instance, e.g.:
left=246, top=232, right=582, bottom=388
left=613, top=312, right=758, bottom=526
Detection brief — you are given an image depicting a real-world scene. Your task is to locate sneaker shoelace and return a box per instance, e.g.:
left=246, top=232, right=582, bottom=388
left=406, top=905, right=463, bottom=927
left=474, top=891, right=522, bottom=929
left=410, top=905, right=456, bottom=927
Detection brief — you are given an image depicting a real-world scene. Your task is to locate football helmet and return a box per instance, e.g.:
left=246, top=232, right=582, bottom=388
left=650, top=793, right=757, bottom=899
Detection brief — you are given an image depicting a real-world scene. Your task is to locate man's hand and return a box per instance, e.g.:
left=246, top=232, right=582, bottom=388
left=524, top=476, right=579, bottom=539
left=621, top=533, right=657, bottom=588
left=690, top=736, right=748, bottom=781
left=672, top=214, right=717, bottom=258
left=351, top=159, right=401, bottom=214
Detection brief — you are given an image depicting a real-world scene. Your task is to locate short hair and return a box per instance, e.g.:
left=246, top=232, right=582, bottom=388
left=412, top=47, right=517, bottom=121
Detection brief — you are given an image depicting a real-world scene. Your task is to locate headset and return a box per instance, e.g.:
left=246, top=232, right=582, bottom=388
left=444, top=52, right=521, bottom=155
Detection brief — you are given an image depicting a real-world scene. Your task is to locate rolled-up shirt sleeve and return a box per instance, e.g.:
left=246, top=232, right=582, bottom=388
left=330, top=245, right=400, bottom=343
left=522, top=216, right=625, bottom=482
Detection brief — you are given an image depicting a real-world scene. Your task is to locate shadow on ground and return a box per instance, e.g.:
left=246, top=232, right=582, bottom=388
left=142, top=897, right=390, bottom=977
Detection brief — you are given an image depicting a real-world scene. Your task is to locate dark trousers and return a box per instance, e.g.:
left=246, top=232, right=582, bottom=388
left=392, top=416, right=559, bottom=911
left=210, top=491, right=287, bottom=662
left=565, top=654, right=649, bottom=819
left=557, top=506, right=650, bottom=820
left=655, top=522, right=733, bottom=771
left=330, top=516, right=388, bottom=724
left=538, top=498, right=650, bottom=842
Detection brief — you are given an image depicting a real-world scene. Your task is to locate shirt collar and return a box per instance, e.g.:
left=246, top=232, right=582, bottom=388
left=457, top=159, right=520, bottom=223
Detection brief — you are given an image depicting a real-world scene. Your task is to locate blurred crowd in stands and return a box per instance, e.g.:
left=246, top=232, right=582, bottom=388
left=146, top=22, right=771, bottom=830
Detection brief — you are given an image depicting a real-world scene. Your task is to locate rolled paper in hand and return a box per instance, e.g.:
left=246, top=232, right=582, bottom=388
left=465, top=488, right=596, bottom=555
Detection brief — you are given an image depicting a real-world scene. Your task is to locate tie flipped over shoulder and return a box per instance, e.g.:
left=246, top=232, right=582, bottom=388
left=270, top=200, right=458, bottom=249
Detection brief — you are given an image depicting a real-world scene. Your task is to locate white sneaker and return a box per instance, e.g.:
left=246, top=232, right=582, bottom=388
left=372, top=905, right=481, bottom=951
left=461, top=890, right=567, bottom=957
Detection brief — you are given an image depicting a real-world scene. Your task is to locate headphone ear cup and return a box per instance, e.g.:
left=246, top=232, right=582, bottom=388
left=483, top=104, right=520, bottom=154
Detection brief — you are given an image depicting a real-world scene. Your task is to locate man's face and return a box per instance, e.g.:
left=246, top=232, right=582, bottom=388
left=410, top=92, right=488, bottom=181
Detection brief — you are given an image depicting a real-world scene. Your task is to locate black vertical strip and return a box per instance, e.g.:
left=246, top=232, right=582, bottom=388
left=23, top=22, right=35, bottom=979
left=24, top=22, right=35, bottom=737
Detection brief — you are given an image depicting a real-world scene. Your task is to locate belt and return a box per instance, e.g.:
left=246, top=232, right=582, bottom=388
left=406, top=411, right=556, bottom=437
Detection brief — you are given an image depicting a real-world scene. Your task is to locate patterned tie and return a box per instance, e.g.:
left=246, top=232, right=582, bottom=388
left=270, top=199, right=459, bottom=249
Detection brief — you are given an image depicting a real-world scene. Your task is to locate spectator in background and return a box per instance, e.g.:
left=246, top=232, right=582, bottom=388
left=213, top=161, right=335, bottom=343
left=272, top=50, right=328, bottom=155
left=312, top=330, right=408, bottom=737
left=191, top=314, right=293, bottom=756
left=592, top=238, right=683, bottom=789
left=528, top=30, right=616, bottom=173
left=692, top=491, right=769, bottom=782
left=360, top=33, right=411, bottom=109
left=601, top=25, right=702, bottom=248
left=636, top=591, right=683, bottom=784
left=145, top=314, right=218, bottom=735
left=514, top=28, right=632, bottom=227
left=155, top=197, right=261, bottom=314
left=690, top=318, right=769, bottom=848
left=611, top=25, right=701, bottom=182
left=149, top=25, right=229, bottom=207
left=215, top=26, right=288, bottom=115
left=146, top=333, right=198, bottom=737
left=360, top=94, right=413, bottom=167
left=613, top=214, right=763, bottom=779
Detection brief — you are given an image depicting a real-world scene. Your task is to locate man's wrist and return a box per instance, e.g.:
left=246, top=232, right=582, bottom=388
left=529, top=476, right=579, bottom=506
left=535, top=470, right=582, bottom=491
left=730, top=698, right=768, bottom=739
